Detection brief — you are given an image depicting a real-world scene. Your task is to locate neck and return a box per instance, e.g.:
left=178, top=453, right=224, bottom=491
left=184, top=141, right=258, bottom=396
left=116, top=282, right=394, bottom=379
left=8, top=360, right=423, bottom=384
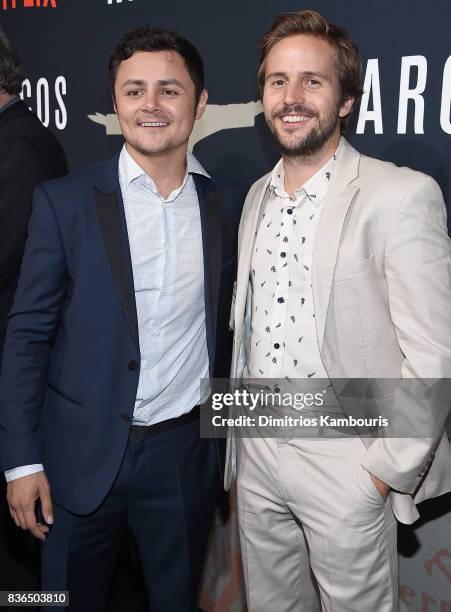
left=0, top=92, right=17, bottom=110
left=283, top=131, right=341, bottom=199
left=126, top=143, right=188, bottom=200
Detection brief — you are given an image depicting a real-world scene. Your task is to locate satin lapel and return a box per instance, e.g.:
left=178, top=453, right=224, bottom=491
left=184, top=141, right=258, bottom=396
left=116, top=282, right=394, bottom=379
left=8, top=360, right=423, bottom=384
left=234, top=175, right=272, bottom=337
left=194, top=175, right=222, bottom=371
left=312, top=141, right=361, bottom=348
left=94, top=188, right=139, bottom=351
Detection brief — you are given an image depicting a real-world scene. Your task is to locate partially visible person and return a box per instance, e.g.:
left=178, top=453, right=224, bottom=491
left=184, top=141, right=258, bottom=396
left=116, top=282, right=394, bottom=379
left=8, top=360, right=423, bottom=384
left=0, top=27, right=68, bottom=345
left=0, top=27, right=68, bottom=592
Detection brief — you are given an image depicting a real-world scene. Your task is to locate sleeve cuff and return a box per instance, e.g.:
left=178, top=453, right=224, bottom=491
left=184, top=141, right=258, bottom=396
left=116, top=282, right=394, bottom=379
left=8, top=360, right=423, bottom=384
left=4, top=464, right=44, bottom=482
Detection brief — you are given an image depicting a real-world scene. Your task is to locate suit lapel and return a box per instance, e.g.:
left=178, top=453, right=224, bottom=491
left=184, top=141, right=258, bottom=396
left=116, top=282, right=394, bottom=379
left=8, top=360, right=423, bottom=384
left=94, top=158, right=139, bottom=351
left=312, top=140, right=361, bottom=348
left=234, top=175, right=272, bottom=337
left=194, top=175, right=222, bottom=372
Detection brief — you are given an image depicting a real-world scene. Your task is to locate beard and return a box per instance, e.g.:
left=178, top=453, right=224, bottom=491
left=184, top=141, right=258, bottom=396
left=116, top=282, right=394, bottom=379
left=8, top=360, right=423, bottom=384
left=266, top=103, right=341, bottom=159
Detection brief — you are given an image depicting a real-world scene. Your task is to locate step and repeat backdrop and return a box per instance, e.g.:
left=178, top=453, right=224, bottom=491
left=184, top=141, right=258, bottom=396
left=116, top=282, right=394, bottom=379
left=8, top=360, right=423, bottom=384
left=2, top=0, right=451, bottom=610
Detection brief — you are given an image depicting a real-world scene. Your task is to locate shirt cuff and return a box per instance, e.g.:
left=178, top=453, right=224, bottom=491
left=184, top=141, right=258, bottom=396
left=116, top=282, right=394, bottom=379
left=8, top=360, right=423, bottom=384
left=4, top=464, right=45, bottom=482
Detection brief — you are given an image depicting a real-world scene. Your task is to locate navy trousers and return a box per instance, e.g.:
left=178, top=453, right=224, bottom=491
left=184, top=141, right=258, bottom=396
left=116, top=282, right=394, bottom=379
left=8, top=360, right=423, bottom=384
left=40, top=416, right=220, bottom=612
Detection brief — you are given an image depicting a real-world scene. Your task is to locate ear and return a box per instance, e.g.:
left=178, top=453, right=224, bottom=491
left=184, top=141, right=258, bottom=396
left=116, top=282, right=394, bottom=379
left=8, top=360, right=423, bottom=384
left=339, top=96, right=355, bottom=119
left=195, top=89, right=208, bottom=120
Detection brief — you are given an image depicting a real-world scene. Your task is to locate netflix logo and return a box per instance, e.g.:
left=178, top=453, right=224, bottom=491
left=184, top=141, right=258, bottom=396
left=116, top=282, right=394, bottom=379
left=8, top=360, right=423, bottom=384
left=1, top=0, right=57, bottom=9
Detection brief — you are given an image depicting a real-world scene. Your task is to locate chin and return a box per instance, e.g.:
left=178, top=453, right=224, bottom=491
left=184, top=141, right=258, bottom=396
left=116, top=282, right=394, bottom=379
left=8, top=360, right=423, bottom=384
left=278, top=135, right=310, bottom=153
left=136, top=141, right=171, bottom=156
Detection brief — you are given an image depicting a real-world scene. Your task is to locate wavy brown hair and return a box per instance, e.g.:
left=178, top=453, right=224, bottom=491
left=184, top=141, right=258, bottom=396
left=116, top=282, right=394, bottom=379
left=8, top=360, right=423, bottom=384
left=258, top=10, right=363, bottom=131
left=109, top=27, right=204, bottom=106
left=0, top=28, right=25, bottom=96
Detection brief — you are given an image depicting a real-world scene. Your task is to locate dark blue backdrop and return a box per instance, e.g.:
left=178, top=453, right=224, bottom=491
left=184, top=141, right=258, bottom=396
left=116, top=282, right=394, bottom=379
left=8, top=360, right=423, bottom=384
left=2, top=1, right=450, bottom=609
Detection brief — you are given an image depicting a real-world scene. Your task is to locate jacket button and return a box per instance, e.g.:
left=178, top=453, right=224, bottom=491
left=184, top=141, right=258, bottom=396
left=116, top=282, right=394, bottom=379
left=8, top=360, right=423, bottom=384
left=121, top=413, right=130, bottom=422
left=128, top=360, right=138, bottom=371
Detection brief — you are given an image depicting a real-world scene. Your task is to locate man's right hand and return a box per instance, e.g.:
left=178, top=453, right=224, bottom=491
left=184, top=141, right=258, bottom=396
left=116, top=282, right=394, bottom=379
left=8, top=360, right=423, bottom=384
left=6, top=472, right=54, bottom=541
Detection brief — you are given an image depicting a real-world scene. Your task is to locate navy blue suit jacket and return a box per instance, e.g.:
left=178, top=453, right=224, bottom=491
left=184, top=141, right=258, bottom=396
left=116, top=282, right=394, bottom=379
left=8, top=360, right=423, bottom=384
left=0, top=153, right=228, bottom=515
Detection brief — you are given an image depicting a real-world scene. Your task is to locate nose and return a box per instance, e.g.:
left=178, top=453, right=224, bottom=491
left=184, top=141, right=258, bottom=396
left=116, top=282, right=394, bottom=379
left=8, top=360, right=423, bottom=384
left=283, top=81, right=304, bottom=108
left=142, top=91, right=160, bottom=113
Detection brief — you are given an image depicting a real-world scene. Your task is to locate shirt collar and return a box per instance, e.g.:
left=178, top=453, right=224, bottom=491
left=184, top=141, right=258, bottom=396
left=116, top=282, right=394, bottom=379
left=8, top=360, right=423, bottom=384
left=270, top=138, right=343, bottom=207
left=0, top=96, right=20, bottom=115
left=119, top=144, right=210, bottom=193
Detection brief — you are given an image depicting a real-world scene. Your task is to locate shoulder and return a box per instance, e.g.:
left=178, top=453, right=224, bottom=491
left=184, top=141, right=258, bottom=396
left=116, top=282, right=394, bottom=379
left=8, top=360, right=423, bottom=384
left=38, top=157, right=117, bottom=199
left=1, top=105, right=66, bottom=169
left=354, top=151, right=446, bottom=230
left=358, top=152, right=442, bottom=199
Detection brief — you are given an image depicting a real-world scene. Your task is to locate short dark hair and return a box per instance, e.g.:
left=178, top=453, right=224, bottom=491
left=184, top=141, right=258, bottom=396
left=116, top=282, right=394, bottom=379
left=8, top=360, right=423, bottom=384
left=109, top=27, right=204, bottom=105
left=0, top=28, right=25, bottom=96
left=258, top=10, right=363, bottom=131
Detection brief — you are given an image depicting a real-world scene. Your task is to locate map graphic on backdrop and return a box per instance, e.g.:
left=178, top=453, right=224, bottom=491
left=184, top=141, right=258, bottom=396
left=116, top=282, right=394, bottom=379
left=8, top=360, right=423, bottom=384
left=88, top=101, right=264, bottom=150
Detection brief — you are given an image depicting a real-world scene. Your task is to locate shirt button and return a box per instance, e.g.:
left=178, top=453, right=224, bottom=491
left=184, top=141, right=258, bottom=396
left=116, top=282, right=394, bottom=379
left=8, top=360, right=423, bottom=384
left=287, top=208, right=293, bottom=215
left=121, top=413, right=130, bottom=423
left=128, top=360, right=138, bottom=371
left=277, top=297, right=284, bottom=304
left=280, top=252, right=286, bottom=258
left=274, top=343, right=280, bottom=349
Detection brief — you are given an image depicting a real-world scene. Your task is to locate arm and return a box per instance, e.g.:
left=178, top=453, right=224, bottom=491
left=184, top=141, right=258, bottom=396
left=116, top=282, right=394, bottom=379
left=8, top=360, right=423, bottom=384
left=0, top=183, right=68, bottom=537
left=362, top=174, right=451, bottom=494
left=0, top=137, right=60, bottom=292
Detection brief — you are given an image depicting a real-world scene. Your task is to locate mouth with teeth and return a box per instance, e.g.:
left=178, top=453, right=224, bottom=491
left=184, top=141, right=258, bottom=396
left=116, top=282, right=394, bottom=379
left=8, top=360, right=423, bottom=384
left=280, top=114, right=313, bottom=126
left=138, top=120, right=170, bottom=128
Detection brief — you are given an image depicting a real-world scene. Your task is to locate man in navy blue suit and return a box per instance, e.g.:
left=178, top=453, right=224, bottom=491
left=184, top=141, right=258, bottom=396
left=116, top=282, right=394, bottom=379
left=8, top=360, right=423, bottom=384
left=0, top=27, right=230, bottom=611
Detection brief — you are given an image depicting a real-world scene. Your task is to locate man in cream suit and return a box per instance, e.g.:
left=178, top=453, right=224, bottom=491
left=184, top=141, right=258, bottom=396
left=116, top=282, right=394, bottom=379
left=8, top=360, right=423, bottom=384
left=225, top=10, right=451, bottom=612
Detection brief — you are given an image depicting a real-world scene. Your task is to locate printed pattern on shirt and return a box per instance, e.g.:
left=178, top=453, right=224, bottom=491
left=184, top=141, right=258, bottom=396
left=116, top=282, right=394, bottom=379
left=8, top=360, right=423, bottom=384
left=247, top=145, right=341, bottom=388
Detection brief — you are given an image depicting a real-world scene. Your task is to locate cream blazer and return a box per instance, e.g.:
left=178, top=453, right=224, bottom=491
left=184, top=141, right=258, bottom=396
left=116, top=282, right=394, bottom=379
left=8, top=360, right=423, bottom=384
left=225, top=138, right=451, bottom=524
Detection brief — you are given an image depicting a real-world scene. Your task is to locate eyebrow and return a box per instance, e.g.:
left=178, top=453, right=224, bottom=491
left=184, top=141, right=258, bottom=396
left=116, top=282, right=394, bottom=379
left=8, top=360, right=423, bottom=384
left=156, top=79, right=186, bottom=90
left=265, top=70, right=330, bottom=82
left=120, top=79, right=146, bottom=89
left=120, top=78, right=186, bottom=90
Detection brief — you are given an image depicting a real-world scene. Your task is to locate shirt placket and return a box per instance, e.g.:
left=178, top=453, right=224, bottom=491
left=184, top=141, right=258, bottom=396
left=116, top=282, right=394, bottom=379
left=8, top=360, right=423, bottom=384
left=269, top=201, right=296, bottom=379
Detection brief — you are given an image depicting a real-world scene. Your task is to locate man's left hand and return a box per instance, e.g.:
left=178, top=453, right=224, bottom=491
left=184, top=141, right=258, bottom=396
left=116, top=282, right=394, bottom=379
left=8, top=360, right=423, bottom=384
left=370, top=474, right=390, bottom=500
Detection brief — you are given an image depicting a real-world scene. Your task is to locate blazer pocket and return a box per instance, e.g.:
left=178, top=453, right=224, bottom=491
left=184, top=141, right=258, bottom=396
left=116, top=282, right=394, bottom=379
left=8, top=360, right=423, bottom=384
left=45, top=382, right=83, bottom=407
left=334, top=253, right=375, bottom=282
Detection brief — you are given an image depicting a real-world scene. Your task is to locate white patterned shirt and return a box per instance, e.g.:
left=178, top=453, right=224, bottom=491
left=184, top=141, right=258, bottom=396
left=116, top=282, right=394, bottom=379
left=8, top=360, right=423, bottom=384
left=246, top=143, right=342, bottom=397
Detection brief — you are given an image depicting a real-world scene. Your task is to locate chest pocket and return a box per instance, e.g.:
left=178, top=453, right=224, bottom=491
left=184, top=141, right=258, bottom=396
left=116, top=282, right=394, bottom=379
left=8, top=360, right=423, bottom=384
left=334, top=253, right=375, bottom=282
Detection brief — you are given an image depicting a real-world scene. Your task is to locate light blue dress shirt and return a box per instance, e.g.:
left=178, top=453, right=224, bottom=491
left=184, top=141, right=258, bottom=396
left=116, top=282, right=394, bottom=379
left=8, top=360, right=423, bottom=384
left=119, top=145, right=210, bottom=425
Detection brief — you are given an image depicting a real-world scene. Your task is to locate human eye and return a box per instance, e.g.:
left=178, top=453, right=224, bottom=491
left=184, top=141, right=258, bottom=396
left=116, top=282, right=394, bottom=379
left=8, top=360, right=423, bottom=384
left=305, top=78, right=321, bottom=88
left=162, top=89, right=179, bottom=97
left=127, top=89, right=143, bottom=97
left=271, top=78, right=285, bottom=88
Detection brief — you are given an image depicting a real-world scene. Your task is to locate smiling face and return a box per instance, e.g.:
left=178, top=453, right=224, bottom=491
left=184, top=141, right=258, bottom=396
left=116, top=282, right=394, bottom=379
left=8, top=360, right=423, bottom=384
left=262, top=34, right=353, bottom=159
left=113, top=50, right=207, bottom=162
